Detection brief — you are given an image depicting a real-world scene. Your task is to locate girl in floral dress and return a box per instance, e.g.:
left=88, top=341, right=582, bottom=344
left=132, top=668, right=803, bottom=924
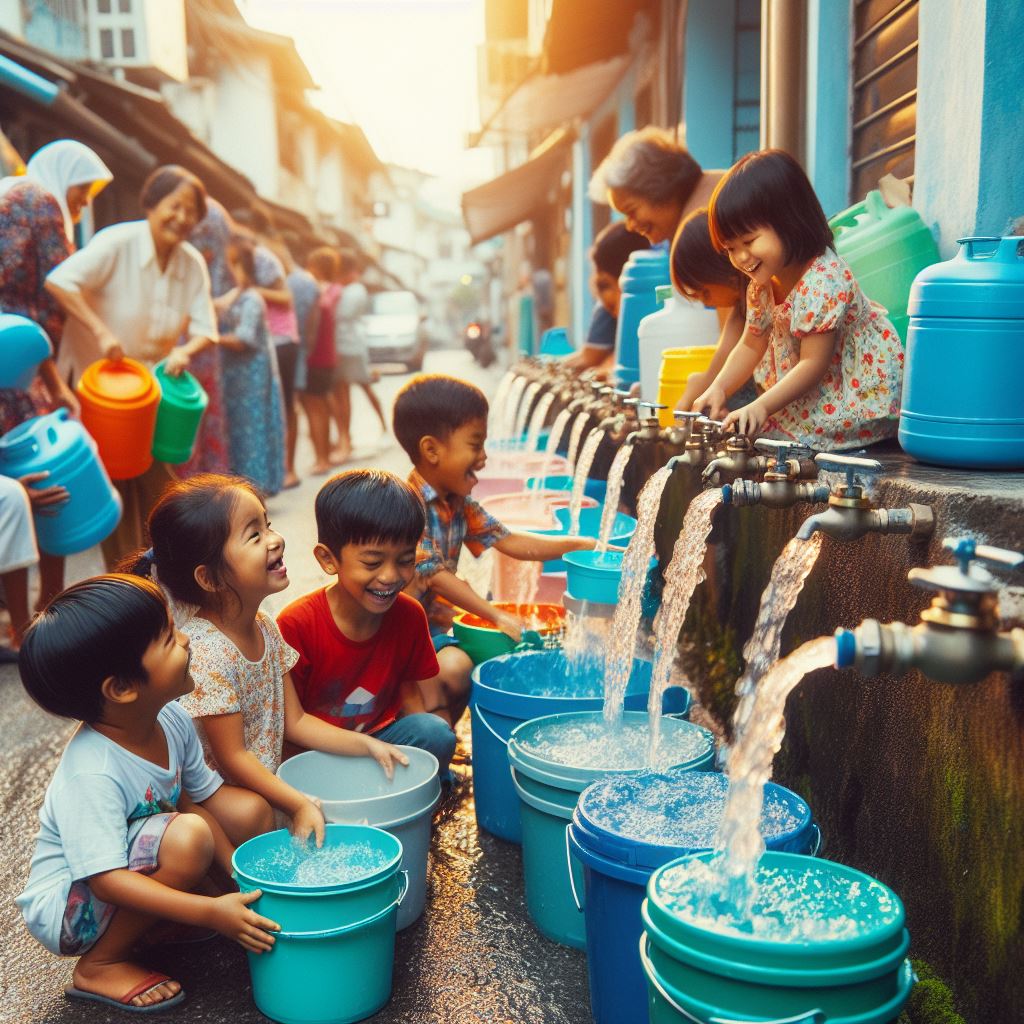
left=217, top=235, right=285, bottom=496
left=692, top=149, right=903, bottom=450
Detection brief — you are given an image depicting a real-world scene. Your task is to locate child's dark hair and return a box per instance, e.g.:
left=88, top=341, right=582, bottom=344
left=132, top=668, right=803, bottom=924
left=708, top=149, right=833, bottom=265
left=227, top=233, right=257, bottom=283
left=123, top=473, right=262, bottom=611
left=19, top=574, right=169, bottom=724
left=316, top=469, right=426, bottom=554
left=590, top=221, right=650, bottom=279
left=392, top=374, right=489, bottom=462
left=671, top=208, right=746, bottom=299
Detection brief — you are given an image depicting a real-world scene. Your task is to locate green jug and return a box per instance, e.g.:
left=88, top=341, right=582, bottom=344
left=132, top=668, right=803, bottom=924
left=151, top=361, right=208, bottom=464
left=829, top=189, right=939, bottom=346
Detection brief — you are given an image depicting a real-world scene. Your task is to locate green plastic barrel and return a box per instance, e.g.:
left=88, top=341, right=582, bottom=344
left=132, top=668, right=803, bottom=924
left=641, top=850, right=914, bottom=1024
left=829, top=189, right=939, bottom=346
left=151, top=360, right=208, bottom=464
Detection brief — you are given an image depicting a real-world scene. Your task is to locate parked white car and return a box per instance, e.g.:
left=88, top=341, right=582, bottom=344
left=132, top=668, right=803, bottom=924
left=364, top=290, right=425, bottom=372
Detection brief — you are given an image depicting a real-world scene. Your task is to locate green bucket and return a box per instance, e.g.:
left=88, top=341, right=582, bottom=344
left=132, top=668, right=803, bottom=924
left=151, top=360, right=208, bottom=464
left=507, top=710, right=715, bottom=949
left=641, top=850, right=914, bottom=1024
left=232, top=824, right=406, bottom=1024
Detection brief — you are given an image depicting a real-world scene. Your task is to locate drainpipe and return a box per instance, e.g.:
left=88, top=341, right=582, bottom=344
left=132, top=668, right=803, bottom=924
left=761, top=0, right=807, bottom=164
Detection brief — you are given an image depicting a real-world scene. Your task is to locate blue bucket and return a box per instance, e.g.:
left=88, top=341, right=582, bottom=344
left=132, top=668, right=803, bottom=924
left=569, top=770, right=819, bottom=1024
left=233, top=825, right=406, bottom=1024
left=537, top=505, right=637, bottom=572
left=470, top=650, right=691, bottom=843
left=508, top=711, right=715, bottom=949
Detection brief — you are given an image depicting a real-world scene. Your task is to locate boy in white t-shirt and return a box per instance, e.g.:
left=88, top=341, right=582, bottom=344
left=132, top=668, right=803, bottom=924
left=17, top=574, right=278, bottom=1013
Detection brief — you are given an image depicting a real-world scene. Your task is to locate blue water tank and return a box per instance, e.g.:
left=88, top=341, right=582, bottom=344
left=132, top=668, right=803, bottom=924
left=614, top=249, right=670, bottom=388
left=899, top=235, right=1024, bottom=468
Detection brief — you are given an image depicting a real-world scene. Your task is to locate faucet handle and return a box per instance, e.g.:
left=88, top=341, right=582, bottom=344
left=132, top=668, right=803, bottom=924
left=909, top=537, right=1023, bottom=598
left=637, top=401, right=667, bottom=419
left=814, top=452, right=881, bottom=489
left=755, top=438, right=813, bottom=469
left=942, top=537, right=1024, bottom=573
left=611, top=389, right=632, bottom=406
left=673, top=409, right=703, bottom=422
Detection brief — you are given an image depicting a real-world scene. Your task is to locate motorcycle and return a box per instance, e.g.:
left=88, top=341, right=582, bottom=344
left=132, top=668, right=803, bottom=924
left=464, top=320, right=497, bottom=368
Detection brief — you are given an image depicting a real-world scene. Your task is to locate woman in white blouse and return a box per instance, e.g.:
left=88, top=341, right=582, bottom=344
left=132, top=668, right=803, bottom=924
left=45, top=165, right=218, bottom=565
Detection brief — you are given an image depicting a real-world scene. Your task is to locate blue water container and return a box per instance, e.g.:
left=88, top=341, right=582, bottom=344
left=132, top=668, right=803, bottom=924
left=614, top=249, right=670, bottom=388
left=569, top=770, right=819, bottom=1024
left=0, top=313, right=52, bottom=389
left=0, top=408, right=122, bottom=555
left=899, top=235, right=1024, bottom=468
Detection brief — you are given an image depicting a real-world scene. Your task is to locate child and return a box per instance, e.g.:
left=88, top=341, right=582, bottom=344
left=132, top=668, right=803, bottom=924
left=562, top=221, right=650, bottom=373
left=692, top=149, right=902, bottom=449
left=393, top=374, right=596, bottom=726
left=217, top=234, right=286, bottom=495
left=131, top=473, right=408, bottom=847
left=16, top=575, right=278, bottom=1012
left=276, top=470, right=457, bottom=774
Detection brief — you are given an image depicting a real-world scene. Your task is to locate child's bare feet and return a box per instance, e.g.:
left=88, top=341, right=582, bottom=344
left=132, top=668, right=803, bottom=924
left=69, top=958, right=182, bottom=1009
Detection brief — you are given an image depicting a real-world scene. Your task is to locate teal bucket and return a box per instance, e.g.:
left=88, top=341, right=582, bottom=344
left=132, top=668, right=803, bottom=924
left=277, top=747, right=439, bottom=930
left=642, top=850, right=914, bottom=1024
left=233, top=825, right=406, bottom=1024
left=507, top=710, right=715, bottom=949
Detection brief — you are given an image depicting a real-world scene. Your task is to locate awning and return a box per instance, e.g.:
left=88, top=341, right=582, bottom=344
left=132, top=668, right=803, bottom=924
left=541, top=0, right=653, bottom=75
left=472, top=55, right=629, bottom=146
left=461, top=128, right=573, bottom=244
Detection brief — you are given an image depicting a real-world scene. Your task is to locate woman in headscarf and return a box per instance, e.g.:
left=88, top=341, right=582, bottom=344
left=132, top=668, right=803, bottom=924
left=0, top=139, right=112, bottom=610
left=45, top=165, right=218, bottom=567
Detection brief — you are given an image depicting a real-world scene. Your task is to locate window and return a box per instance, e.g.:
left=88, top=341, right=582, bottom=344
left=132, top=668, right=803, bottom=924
left=97, top=0, right=112, bottom=12
left=850, top=0, right=919, bottom=201
left=99, top=27, right=114, bottom=58
left=120, top=28, right=135, bottom=58
left=119, top=0, right=132, bottom=11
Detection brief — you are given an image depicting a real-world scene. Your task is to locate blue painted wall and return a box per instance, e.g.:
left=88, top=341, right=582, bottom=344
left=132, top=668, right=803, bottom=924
left=683, top=0, right=737, bottom=170
left=571, top=123, right=593, bottom=346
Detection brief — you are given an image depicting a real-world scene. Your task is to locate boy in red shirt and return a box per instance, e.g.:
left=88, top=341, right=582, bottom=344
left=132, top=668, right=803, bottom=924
left=276, top=469, right=456, bottom=774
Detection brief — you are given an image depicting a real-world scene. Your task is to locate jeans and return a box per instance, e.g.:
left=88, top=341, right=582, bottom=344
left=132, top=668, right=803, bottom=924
left=374, top=713, right=456, bottom=775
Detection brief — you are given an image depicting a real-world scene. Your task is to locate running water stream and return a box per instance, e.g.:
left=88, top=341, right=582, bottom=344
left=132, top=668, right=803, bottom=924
left=513, top=381, right=542, bottom=441
left=568, top=429, right=604, bottom=535
left=602, top=466, right=673, bottom=722
left=533, top=407, right=573, bottom=492
left=646, top=489, right=723, bottom=754
left=524, top=391, right=554, bottom=455
left=566, top=410, right=591, bottom=468
left=595, top=443, right=636, bottom=551
left=489, top=370, right=516, bottom=437
left=501, top=375, right=529, bottom=441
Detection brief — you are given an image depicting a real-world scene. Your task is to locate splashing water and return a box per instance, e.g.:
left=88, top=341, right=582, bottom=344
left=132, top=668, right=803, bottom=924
left=562, top=599, right=609, bottom=676
left=715, top=635, right=836, bottom=914
left=602, top=466, right=673, bottom=722
left=501, top=376, right=530, bottom=441
left=513, top=381, right=542, bottom=442
left=566, top=410, right=591, bottom=469
left=533, top=407, right=573, bottom=492
left=596, top=443, right=636, bottom=551
left=568, top=429, right=604, bottom=535
left=508, top=558, right=542, bottom=607
left=646, top=489, right=722, bottom=755
left=489, top=370, right=517, bottom=437
left=524, top=391, right=555, bottom=455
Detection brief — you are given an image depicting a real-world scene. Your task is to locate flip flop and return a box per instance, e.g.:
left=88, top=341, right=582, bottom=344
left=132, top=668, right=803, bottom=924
left=64, top=972, right=185, bottom=1014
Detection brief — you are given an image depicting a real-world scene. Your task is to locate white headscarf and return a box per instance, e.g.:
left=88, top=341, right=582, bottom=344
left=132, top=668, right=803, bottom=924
left=0, top=139, right=112, bottom=241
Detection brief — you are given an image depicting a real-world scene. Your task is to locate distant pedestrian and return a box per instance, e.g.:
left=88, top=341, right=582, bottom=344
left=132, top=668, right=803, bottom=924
left=302, top=246, right=340, bottom=474
left=217, top=234, right=285, bottom=496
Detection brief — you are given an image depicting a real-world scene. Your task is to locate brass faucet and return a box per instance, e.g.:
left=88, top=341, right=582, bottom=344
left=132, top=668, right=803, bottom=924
left=702, top=432, right=763, bottom=485
left=623, top=399, right=666, bottom=443
left=723, top=439, right=831, bottom=508
left=596, top=389, right=637, bottom=444
left=667, top=415, right=721, bottom=472
left=835, top=537, right=1024, bottom=685
left=795, top=453, right=934, bottom=541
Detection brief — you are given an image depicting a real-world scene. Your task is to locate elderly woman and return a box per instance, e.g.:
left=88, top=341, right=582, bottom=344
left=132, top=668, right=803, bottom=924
left=588, top=127, right=724, bottom=247
left=0, top=139, right=113, bottom=608
left=45, top=165, right=217, bottom=565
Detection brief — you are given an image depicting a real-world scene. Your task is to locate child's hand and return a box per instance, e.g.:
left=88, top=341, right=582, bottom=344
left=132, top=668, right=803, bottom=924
left=365, top=736, right=409, bottom=780
left=290, top=798, right=326, bottom=848
left=723, top=398, right=770, bottom=437
left=568, top=536, right=597, bottom=552
left=692, top=384, right=727, bottom=420
left=494, top=610, right=527, bottom=642
left=207, top=889, right=280, bottom=954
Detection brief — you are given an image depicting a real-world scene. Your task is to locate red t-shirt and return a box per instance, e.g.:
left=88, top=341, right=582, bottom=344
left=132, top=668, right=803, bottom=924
left=307, top=283, right=341, bottom=369
left=276, top=589, right=439, bottom=734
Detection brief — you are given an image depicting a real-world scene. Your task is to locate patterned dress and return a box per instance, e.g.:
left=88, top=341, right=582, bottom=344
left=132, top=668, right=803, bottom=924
left=219, top=287, right=286, bottom=495
left=745, top=248, right=903, bottom=450
left=0, top=182, right=72, bottom=435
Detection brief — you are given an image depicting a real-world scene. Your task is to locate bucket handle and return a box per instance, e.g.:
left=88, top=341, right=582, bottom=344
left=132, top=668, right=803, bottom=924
left=638, top=934, right=825, bottom=1024
left=565, top=825, right=584, bottom=913
left=473, top=703, right=510, bottom=748
left=272, top=871, right=409, bottom=941
left=809, top=823, right=822, bottom=857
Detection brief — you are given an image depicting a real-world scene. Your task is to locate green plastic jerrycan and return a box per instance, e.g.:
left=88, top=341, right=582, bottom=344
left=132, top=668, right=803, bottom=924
left=151, top=360, right=208, bottom=464
left=829, top=189, right=939, bottom=346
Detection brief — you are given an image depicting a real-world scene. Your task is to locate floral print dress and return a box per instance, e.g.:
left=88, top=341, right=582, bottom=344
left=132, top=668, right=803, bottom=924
left=746, top=248, right=903, bottom=450
left=218, top=287, right=285, bottom=496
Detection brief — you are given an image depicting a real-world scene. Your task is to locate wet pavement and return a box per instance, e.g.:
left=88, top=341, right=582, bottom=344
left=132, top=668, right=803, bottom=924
left=0, top=350, right=594, bottom=1024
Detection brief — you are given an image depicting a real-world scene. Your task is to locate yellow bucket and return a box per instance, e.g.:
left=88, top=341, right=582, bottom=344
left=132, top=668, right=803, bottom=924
left=657, top=346, right=717, bottom=426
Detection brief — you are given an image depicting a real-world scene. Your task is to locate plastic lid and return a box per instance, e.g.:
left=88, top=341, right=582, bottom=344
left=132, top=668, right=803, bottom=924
left=909, top=236, right=1024, bottom=319
left=154, top=361, right=207, bottom=408
left=655, top=284, right=674, bottom=303
left=79, top=358, right=160, bottom=407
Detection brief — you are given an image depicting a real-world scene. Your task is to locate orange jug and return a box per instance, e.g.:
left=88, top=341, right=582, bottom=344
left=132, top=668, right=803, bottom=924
left=77, top=358, right=161, bottom=480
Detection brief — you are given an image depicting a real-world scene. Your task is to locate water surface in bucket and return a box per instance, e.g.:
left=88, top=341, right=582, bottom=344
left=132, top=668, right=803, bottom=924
left=245, top=838, right=392, bottom=887
left=655, top=855, right=901, bottom=942
left=519, top=717, right=706, bottom=771
left=585, top=772, right=804, bottom=849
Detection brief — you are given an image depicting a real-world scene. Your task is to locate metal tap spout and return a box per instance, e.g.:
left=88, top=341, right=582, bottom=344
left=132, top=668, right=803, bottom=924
left=724, top=478, right=832, bottom=509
